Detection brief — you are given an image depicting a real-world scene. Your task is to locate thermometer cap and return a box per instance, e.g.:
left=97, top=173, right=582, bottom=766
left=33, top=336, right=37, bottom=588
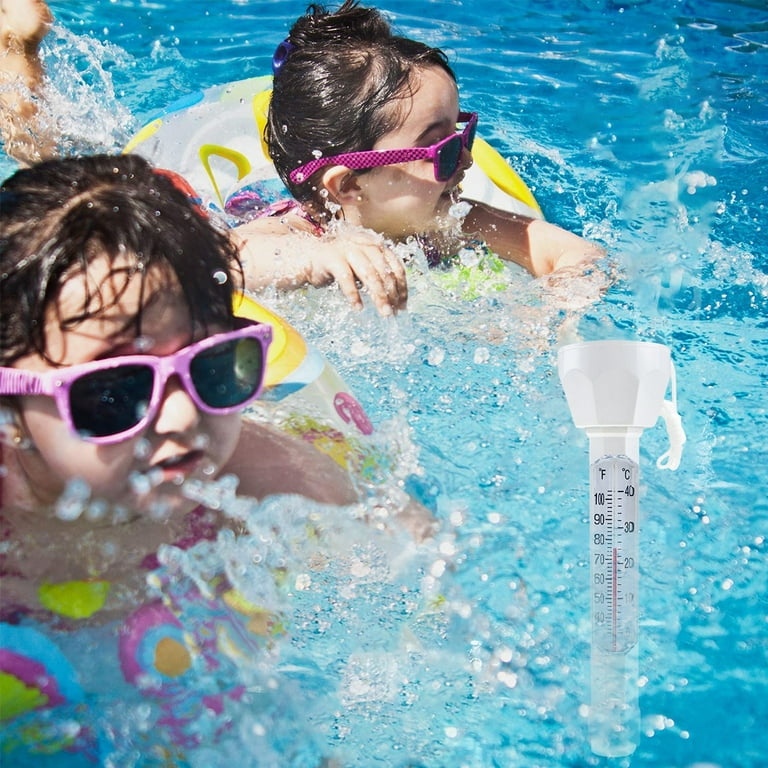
left=558, top=340, right=671, bottom=429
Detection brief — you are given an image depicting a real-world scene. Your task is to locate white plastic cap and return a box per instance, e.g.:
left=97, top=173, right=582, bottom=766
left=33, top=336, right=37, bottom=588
left=557, top=341, right=671, bottom=429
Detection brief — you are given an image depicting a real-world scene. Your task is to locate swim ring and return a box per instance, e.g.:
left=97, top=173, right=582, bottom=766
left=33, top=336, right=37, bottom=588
left=125, top=76, right=542, bottom=449
left=232, top=291, right=376, bottom=472
left=125, top=74, right=543, bottom=221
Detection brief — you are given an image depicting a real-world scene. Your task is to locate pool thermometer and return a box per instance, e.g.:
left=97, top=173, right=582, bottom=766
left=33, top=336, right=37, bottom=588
left=558, top=340, right=684, bottom=757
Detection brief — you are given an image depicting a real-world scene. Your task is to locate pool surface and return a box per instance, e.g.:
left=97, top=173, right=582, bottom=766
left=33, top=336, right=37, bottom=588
left=1, top=1, right=766, bottom=766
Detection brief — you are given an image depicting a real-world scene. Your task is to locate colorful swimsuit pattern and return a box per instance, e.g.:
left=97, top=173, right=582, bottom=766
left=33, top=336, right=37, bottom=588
left=0, top=503, right=282, bottom=763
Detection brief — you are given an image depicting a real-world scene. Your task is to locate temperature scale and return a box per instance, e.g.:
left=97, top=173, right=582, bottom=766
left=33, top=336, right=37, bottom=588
left=558, top=340, right=684, bottom=757
left=591, top=455, right=638, bottom=656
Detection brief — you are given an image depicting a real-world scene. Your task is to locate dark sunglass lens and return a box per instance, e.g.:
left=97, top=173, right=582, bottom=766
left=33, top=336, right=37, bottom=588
left=436, top=136, right=462, bottom=181
left=190, top=337, right=264, bottom=409
left=466, top=119, right=477, bottom=151
left=70, top=365, right=154, bottom=438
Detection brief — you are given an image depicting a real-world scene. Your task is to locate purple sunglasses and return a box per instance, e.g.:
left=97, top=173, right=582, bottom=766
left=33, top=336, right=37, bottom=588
left=0, top=321, right=272, bottom=445
left=290, top=112, right=478, bottom=185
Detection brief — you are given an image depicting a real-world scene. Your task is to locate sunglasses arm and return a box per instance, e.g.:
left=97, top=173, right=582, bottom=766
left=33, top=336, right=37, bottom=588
left=0, top=369, right=50, bottom=397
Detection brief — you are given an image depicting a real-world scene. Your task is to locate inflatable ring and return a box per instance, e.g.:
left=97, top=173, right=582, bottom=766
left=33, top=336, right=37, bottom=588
left=125, top=77, right=538, bottom=464
left=125, top=75, right=543, bottom=219
left=232, top=292, right=379, bottom=474
left=0, top=624, right=83, bottom=721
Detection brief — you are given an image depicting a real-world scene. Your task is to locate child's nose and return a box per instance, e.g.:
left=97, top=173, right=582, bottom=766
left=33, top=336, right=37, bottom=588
left=151, top=376, right=201, bottom=435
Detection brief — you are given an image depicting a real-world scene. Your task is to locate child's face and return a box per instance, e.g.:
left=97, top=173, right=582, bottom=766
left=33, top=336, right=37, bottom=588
left=350, top=66, right=471, bottom=239
left=11, top=254, right=242, bottom=516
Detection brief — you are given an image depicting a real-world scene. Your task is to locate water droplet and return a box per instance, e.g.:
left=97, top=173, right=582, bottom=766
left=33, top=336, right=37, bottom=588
left=54, top=478, right=91, bottom=521
left=426, top=347, right=445, bottom=366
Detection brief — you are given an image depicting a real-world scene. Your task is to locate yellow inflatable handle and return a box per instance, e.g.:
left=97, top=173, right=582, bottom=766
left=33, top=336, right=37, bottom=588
left=252, top=88, right=272, bottom=160
left=472, top=138, right=542, bottom=216
left=232, top=292, right=307, bottom=388
left=199, top=144, right=252, bottom=209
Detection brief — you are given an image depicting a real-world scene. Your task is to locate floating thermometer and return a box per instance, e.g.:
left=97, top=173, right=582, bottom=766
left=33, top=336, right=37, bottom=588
left=558, top=341, right=684, bottom=758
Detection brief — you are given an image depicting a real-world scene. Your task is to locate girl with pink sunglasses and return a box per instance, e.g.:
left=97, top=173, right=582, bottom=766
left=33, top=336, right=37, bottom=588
left=0, top=153, right=360, bottom=623
left=231, top=1, right=604, bottom=315
left=0, top=153, right=433, bottom=757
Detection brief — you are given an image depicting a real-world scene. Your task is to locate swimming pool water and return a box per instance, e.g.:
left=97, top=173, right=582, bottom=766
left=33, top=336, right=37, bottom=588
left=1, top=1, right=766, bottom=766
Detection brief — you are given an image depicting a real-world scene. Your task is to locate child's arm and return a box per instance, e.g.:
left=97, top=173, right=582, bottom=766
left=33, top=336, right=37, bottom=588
left=231, top=215, right=408, bottom=316
left=0, top=0, right=55, bottom=165
left=226, top=420, right=360, bottom=506
left=229, top=421, right=436, bottom=540
left=460, top=199, right=605, bottom=276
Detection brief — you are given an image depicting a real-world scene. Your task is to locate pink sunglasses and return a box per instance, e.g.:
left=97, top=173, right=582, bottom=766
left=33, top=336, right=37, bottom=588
left=290, top=112, right=478, bottom=184
left=0, top=321, right=272, bottom=444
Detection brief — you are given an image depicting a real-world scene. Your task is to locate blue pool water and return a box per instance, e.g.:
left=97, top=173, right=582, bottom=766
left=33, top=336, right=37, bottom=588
left=1, top=1, right=766, bottom=766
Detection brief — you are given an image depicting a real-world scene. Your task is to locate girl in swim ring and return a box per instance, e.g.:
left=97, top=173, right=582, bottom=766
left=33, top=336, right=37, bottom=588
left=231, top=1, right=604, bottom=315
left=0, top=153, right=434, bottom=759
left=0, top=152, right=359, bottom=624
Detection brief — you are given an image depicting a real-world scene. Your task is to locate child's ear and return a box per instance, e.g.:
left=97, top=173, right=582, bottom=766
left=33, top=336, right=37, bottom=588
left=321, top=166, right=362, bottom=206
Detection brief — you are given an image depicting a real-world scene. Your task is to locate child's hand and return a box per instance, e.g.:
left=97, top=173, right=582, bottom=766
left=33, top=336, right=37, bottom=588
left=234, top=222, right=408, bottom=316
left=307, top=231, right=408, bottom=316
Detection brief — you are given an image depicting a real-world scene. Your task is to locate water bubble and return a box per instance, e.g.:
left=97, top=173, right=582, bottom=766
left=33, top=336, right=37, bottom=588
left=129, top=471, right=155, bottom=496
left=85, top=499, right=108, bottom=522
left=134, top=335, right=154, bottom=352
left=54, top=477, right=91, bottom=521
left=448, top=200, right=472, bottom=220
left=497, top=670, right=518, bottom=689
left=683, top=170, right=717, bottom=195
left=181, top=474, right=239, bottom=510
left=148, top=499, right=173, bottom=522
left=295, top=573, right=312, bottom=590
left=430, top=559, right=446, bottom=577
left=457, top=246, right=481, bottom=268
left=111, top=506, right=130, bottom=525
left=133, top=438, right=151, bottom=460
left=426, top=347, right=445, bottom=366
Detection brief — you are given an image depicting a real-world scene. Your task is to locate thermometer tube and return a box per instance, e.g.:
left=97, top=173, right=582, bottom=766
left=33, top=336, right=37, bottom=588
left=588, top=454, right=640, bottom=756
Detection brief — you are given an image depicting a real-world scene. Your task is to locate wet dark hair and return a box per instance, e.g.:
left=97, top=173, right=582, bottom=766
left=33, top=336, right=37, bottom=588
left=0, top=153, right=242, bottom=366
left=266, top=0, right=456, bottom=209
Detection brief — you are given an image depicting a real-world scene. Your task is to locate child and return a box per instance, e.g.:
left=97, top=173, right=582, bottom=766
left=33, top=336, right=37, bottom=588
left=231, top=0, right=605, bottom=314
left=0, top=153, right=360, bottom=624
left=1, top=0, right=603, bottom=318
left=0, top=154, right=434, bottom=758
